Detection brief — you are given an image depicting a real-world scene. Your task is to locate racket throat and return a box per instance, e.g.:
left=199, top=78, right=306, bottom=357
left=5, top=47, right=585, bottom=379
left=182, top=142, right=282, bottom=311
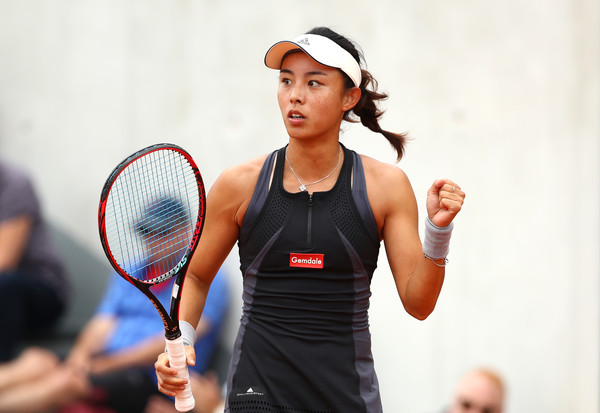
left=165, top=329, right=182, bottom=340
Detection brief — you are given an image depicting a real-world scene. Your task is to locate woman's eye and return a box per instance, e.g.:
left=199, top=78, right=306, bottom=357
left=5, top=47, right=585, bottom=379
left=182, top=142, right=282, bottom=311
left=308, top=80, right=320, bottom=87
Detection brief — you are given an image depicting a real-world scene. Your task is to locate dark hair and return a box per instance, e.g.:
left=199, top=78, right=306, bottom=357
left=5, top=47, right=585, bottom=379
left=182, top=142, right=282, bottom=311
left=306, top=27, right=408, bottom=160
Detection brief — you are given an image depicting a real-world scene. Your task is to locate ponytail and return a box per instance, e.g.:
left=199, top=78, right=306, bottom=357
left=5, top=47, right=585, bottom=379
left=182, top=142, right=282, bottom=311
left=346, top=69, right=408, bottom=161
left=305, top=27, right=408, bottom=161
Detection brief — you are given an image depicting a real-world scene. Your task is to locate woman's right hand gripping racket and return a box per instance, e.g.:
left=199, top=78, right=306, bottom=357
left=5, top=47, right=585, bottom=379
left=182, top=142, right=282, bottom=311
left=98, top=143, right=206, bottom=412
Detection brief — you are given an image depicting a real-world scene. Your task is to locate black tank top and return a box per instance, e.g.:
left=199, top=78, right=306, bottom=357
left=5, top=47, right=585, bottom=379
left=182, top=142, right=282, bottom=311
left=226, top=144, right=382, bottom=413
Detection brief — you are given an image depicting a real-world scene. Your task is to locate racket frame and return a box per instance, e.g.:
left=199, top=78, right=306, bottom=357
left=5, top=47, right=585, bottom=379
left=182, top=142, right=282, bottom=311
left=98, top=143, right=206, bottom=339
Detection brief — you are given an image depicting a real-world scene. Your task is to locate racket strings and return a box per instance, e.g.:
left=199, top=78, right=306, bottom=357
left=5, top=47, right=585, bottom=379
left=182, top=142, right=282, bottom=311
left=104, top=149, right=200, bottom=283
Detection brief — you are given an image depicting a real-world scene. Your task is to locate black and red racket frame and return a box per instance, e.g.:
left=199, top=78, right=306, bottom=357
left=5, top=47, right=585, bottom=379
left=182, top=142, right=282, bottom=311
left=98, top=143, right=206, bottom=339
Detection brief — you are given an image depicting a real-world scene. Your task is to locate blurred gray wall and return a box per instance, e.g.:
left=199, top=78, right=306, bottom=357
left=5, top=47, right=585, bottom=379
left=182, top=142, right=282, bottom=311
left=1, top=1, right=598, bottom=412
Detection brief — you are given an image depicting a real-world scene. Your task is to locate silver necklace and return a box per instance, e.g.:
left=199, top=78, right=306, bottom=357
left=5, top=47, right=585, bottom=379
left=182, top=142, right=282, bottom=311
left=285, top=145, right=342, bottom=192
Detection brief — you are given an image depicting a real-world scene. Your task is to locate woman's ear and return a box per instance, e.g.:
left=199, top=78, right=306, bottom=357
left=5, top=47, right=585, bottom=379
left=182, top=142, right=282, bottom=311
left=343, top=87, right=362, bottom=112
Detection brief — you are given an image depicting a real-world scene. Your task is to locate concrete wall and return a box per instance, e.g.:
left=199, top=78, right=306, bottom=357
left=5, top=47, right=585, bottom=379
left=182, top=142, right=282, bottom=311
left=1, top=1, right=598, bottom=411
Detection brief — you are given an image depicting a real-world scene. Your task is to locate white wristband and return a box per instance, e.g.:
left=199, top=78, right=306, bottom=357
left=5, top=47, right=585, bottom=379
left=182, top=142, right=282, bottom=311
left=179, top=320, right=197, bottom=347
left=423, top=217, right=453, bottom=259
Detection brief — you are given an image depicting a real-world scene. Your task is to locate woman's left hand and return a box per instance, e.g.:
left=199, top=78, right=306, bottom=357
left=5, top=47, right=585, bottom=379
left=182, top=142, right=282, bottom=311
left=426, top=179, right=465, bottom=228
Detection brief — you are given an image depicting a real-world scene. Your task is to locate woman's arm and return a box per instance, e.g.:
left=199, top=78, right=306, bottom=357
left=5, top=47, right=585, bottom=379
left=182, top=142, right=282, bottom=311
left=364, top=157, right=465, bottom=320
left=155, top=157, right=265, bottom=397
left=179, top=157, right=265, bottom=330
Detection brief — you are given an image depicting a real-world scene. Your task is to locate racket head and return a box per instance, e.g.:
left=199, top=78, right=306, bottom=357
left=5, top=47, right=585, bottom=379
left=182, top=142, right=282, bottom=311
left=98, top=143, right=206, bottom=287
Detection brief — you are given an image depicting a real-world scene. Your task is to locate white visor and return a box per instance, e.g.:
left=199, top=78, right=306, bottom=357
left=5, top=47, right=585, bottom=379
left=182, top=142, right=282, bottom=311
left=264, top=33, right=362, bottom=88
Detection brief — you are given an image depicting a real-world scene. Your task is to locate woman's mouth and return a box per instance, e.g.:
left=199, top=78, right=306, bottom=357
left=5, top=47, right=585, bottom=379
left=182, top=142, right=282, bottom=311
left=288, top=110, right=305, bottom=120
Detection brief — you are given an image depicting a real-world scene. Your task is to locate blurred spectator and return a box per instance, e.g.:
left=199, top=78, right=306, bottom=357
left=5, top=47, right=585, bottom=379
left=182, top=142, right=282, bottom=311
left=0, top=159, right=69, bottom=362
left=446, top=367, right=505, bottom=413
left=0, top=195, right=230, bottom=413
left=0, top=269, right=228, bottom=413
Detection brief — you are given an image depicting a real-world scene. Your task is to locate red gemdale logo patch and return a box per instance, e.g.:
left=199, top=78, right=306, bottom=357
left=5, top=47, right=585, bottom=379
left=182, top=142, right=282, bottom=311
left=289, top=253, right=324, bottom=269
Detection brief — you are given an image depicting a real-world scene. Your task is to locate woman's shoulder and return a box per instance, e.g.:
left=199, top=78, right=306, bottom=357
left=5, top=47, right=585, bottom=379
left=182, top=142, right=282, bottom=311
left=217, top=153, right=270, bottom=187
left=358, top=153, right=411, bottom=184
left=210, top=153, right=272, bottom=226
left=209, top=153, right=273, bottom=208
left=358, top=153, right=416, bottom=218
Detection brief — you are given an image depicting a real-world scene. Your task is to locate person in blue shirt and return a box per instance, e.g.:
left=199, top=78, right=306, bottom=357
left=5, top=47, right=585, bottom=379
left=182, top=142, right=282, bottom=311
left=0, top=198, right=230, bottom=413
left=0, top=269, right=228, bottom=413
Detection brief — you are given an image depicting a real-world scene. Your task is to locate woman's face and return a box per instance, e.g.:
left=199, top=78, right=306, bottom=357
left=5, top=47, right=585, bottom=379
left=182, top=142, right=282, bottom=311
left=277, top=51, right=358, bottom=142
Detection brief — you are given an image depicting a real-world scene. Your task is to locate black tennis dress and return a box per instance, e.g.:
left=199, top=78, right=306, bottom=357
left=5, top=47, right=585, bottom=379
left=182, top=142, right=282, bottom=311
left=226, top=144, right=383, bottom=413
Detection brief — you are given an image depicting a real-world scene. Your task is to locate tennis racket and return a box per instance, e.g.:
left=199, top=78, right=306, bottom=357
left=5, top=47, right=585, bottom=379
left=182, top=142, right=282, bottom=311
left=98, top=143, right=205, bottom=412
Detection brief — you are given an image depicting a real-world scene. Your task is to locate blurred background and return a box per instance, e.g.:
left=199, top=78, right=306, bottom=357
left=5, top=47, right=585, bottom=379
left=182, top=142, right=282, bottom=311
left=0, top=0, right=598, bottom=411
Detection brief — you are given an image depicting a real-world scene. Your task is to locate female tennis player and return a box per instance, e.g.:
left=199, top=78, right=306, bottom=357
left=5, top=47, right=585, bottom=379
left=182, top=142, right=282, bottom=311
left=155, top=26, right=466, bottom=412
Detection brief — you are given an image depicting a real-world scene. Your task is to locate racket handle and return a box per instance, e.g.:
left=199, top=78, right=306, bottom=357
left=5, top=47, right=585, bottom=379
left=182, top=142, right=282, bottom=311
left=165, top=336, right=195, bottom=412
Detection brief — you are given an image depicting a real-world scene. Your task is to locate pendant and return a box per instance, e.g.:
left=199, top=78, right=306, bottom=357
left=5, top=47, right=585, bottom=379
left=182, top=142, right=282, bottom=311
left=299, top=184, right=307, bottom=192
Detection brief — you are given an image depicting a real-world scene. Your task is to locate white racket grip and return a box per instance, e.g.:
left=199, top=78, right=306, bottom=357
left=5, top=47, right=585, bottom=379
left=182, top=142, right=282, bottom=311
left=165, top=336, right=195, bottom=412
